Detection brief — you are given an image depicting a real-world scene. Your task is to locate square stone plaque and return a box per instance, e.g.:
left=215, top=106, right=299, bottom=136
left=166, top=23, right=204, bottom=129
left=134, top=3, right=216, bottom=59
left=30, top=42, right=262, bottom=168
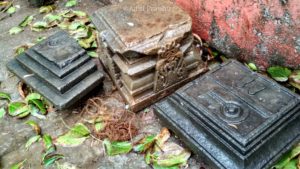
left=7, top=31, right=104, bottom=109
left=154, top=60, right=300, bottom=169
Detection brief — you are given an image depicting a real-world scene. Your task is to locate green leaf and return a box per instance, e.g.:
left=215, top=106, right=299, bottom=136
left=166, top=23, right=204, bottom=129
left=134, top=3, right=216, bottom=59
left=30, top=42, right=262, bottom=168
left=30, top=105, right=46, bottom=119
left=9, top=26, right=23, bottom=35
left=17, top=110, right=31, bottom=118
left=152, top=164, right=179, bottom=169
left=247, top=63, right=258, bottom=71
left=0, top=107, right=6, bottom=119
left=32, top=21, right=48, bottom=28
left=36, top=36, right=46, bottom=43
left=56, top=133, right=88, bottom=147
left=156, top=150, right=191, bottom=167
left=0, top=92, right=11, bottom=101
left=39, top=5, right=56, bottom=14
left=26, top=93, right=46, bottom=114
left=289, top=70, right=300, bottom=90
left=65, top=0, right=77, bottom=7
left=10, top=159, right=26, bottom=169
left=271, top=144, right=300, bottom=169
left=133, top=135, right=156, bottom=153
left=19, top=15, right=34, bottom=27
left=15, top=45, right=28, bottom=55
left=25, top=135, right=41, bottom=150
left=43, top=154, right=64, bottom=167
left=25, top=93, right=42, bottom=102
left=283, top=159, right=298, bottom=169
left=267, top=66, right=292, bottom=82
left=8, top=102, right=28, bottom=116
left=43, top=14, right=62, bottom=23
left=29, top=99, right=46, bottom=114
left=56, top=123, right=90, bottom=147
left=145, top=149, right=152, bottom=164
left=43, top=134, right=56, bottom=154
left=87, top=51, right=98, bottom=58
left=68, top=21, right=83, bottom=30
left=73, top=10, right=87, bottom=17
left=25, top=120, right=41, bottom=135
left=103, top=139, right=133, bottom=156
left=6, top=6, right=16, bottom=14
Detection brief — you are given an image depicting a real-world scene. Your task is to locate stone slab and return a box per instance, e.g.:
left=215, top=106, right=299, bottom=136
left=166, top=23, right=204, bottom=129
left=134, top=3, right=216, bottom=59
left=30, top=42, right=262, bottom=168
left=92, top=0, right=192, bottom=56
left=25, top=45, right=90, bottom=79
left=7, top=59, right=104, bottom=109
left=154, top=60, right=300, bottom=169
left=32, top=31, right=85, bottom=69
left=17, top=53, right=97, bottom=94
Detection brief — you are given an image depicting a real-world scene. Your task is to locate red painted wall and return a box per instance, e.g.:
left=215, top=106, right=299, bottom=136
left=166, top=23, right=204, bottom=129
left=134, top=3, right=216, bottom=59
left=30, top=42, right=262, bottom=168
left=176, top=0, right=300, bottom=70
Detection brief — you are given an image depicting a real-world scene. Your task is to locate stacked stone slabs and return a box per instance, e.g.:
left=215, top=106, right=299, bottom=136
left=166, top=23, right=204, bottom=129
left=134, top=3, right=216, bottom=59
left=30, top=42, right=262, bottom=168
left=7, top=31, right=104, bottom=109
left=154, top=60, right=300, bottom=169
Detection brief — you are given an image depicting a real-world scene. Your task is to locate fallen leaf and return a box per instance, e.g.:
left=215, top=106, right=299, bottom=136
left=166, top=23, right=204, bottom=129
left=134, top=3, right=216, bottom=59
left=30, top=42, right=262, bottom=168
left=25, top=135, right=41, bottom=150
left=272, top=143, right=300, bottom=169
left=26, top=93, right=47, bottom=114
left=15, top=45, right=30, bottom=55
left=10, top=159, right=27, bottom=169
left=43, top=154, right=64, bottom=167
left=0, top=1, right=10, bottom=6
left=43, top=134, right=56, bottom=155
left=36, top=36, right=46, bottom=43
left=73, top=10, right=87, bottom=17
left=0, top=107, right=6, bottom=119
left=267, top=66, right=292, bottom=82
left=9, top=26, right=23, bottom=35
left=87, top=51, right=98, bottom=58
left=152, top=164, right=179, bottom=169
left=8, top=102, right=29, bottom=117
left=25, top=120, right=41, bottom=135
left=156, top=128, right=171, bottom=148
left=43, top=13, right=62, bottom=23
left=56, top=123, right=90, bottom=147
left=30, top=105, right=46, bottom=119
left=133, top=135, right=156, bottom=153
left=103, top=139, right=133, bottom=156
left=155, top=142, right=191, bottom=167
left=19, top=15, right=34, bottom=27
left=39, top=5, right=56, bottom=14
left=31, top=21, right=48, bottom=31
left=65, top=0, right=77, bottom=8
left=0, top=91, right=11, bottom=101
left=6, top=6, right=16, bottom=14
left=289, top=70, right=300, bottom=90
left=247, top=63, right=258, bottom=71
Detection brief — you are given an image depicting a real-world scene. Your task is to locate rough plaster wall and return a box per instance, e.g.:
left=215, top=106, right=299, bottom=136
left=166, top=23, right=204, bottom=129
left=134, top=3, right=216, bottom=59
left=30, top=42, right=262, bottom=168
left=176, top=0, right=300, bottom=70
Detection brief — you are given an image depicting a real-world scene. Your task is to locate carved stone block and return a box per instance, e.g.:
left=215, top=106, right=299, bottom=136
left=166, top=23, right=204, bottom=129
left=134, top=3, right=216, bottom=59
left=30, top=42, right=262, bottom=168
left=91, top=0, right=206, bottom=112
left=154, top=60, right=300, bottom=169
left=7, top=31, right=104, bottom=109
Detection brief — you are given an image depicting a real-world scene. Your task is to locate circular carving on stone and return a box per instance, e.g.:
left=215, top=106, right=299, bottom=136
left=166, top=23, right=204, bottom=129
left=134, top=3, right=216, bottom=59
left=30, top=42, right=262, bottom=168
left=47, top=38, right=63, bottom=47
left=219, top=101, right=249, bottom=124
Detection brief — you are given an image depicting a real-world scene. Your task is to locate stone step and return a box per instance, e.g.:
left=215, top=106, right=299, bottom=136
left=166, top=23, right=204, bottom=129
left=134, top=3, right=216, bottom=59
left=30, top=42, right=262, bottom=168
left=25, top=49, right=90, bottom=78
left=16, top=53, right=97, bottom=94
left=7, top=59, right=104, bottom=109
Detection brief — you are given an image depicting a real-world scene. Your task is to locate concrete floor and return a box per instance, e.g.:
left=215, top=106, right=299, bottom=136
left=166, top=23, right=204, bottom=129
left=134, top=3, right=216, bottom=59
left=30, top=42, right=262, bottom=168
left=0, top=0, right=201, bottom=169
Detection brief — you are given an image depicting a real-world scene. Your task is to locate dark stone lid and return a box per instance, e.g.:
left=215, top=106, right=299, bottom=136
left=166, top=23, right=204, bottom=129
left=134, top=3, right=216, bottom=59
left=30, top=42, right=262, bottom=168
left=173, top=60, right=300, bottom=155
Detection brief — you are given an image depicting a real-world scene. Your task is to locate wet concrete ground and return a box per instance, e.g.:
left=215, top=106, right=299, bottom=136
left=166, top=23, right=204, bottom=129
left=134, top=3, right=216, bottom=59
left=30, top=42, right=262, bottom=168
left=0, top=0, right=201, bottom=168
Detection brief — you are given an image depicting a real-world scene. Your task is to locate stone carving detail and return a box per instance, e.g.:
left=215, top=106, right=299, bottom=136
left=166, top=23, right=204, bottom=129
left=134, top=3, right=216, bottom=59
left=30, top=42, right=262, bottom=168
left=154, top=42, right=188, bottom=92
